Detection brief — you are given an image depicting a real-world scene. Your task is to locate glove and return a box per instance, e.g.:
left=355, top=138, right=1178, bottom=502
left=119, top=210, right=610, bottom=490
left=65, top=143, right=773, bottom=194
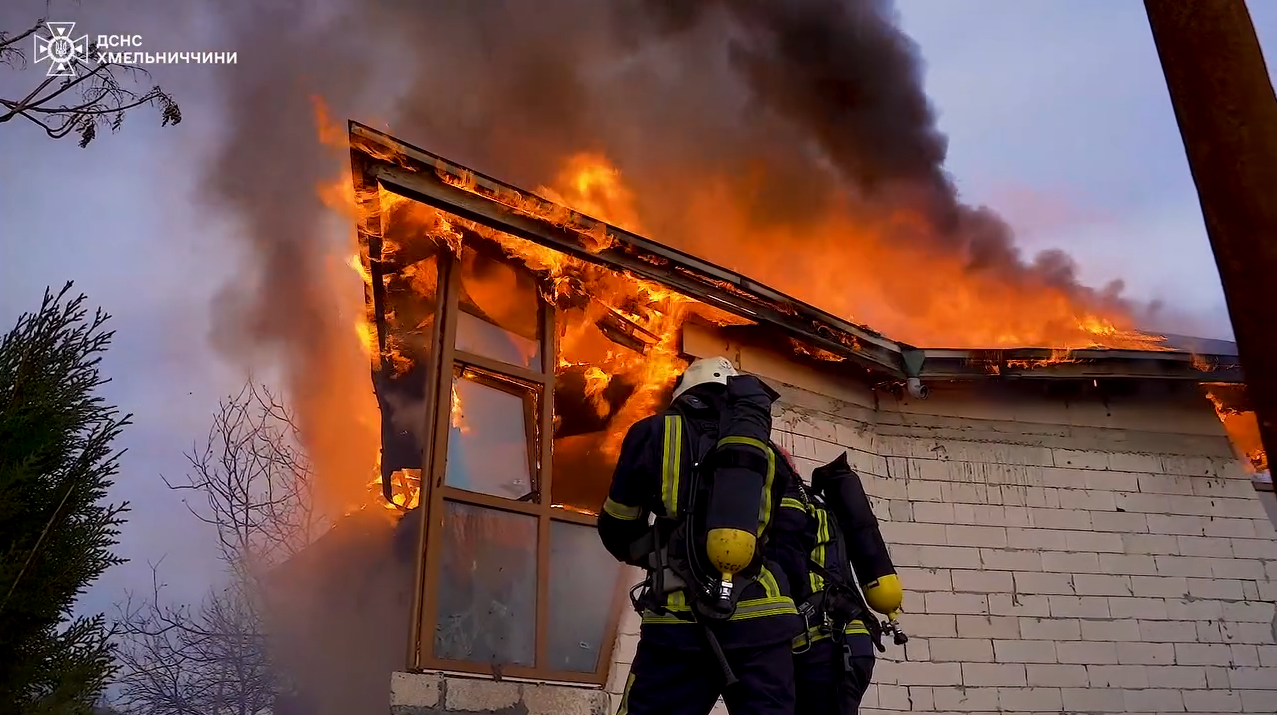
left=725, top=374, right=781, bottom=405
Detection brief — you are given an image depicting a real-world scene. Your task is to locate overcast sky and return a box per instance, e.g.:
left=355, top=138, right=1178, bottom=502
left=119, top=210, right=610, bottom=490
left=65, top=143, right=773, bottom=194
left=2, top=0, right=1275, bottom=612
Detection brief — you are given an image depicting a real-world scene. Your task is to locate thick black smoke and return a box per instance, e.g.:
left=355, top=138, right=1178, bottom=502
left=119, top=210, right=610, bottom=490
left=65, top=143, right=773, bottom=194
left=643, top=0, right=952, bottom=194
left=625, top=0, right=1112, bottom=290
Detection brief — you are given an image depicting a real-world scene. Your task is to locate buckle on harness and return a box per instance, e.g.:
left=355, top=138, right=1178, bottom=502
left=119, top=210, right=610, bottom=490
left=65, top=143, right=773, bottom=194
left=792, top=593, right=827, bottom=655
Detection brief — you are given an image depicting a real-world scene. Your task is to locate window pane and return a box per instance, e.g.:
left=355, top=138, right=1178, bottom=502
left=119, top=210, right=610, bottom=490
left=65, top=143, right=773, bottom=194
left=434, top=502, right=537, bottom=667
left=548, top=520, right=621, bottom=673
left=444, top=370, right=537, bottom=501
left=551, top=306, right=643, bottom=515
left=456, top=247, right=543, bottom=369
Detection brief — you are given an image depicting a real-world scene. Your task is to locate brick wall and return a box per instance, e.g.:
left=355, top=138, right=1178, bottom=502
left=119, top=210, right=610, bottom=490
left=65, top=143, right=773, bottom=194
left=389, top=672, right=611, bottom=715
left=765, top=382, right=1277, bottom=715
left=664, top=325, right=1276, bottom=714
left=397, top=327, right=1277, bottom=715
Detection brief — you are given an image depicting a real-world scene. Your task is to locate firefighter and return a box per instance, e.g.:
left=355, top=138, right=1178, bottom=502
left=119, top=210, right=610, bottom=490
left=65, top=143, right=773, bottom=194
left=769, top=449, right=906, bottom=715
left=597, top=356, right=803, bottom=715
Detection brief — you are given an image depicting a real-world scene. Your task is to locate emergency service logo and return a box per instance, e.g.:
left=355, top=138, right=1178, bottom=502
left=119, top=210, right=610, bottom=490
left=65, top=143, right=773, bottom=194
left=33, top=22, right=89, bottom=78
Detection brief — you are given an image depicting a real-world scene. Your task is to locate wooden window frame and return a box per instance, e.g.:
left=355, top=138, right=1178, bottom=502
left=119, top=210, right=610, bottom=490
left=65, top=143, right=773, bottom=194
left=403, top=235, right=629, bottom=686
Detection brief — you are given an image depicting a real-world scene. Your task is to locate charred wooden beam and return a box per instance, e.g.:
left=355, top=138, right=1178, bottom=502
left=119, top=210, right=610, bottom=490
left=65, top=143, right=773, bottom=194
left=359, top=154, right=908, bottom=376
left=1145, top=0, right=1277, bottom=461
left=346, top=123, right=906, bottom=369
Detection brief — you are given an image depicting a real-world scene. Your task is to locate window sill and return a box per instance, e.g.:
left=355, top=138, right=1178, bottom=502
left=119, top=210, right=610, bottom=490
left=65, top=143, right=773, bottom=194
left=391, top=671, right=610, bottom=715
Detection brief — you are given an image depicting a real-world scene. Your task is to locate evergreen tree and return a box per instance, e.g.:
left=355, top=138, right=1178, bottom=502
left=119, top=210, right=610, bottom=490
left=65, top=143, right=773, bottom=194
left=0, top=283, right=131, bottom=714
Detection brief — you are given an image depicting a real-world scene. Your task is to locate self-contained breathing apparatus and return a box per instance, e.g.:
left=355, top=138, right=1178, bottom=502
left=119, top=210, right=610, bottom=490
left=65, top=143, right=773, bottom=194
left=788, top=477, right=905, bottom=660
left=626, top=359, right=787, bottom=685
left=804, top=452, right=908, bottom=651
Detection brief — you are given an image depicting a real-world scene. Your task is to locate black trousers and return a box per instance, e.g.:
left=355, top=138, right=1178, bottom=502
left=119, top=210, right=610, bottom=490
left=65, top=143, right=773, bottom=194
left=794, top=638, right=876, bottom=715
left=618, top=639, right=796, bottom=715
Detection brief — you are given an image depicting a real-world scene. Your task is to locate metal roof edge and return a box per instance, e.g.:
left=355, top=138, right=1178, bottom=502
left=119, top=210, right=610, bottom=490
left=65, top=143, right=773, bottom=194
left=915, top=347, right=1244, bottom=383
left=346, top=121, right=1244, bottom=386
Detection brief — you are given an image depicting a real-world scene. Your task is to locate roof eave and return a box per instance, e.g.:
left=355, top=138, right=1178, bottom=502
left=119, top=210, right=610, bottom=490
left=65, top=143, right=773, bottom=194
left=346, top=121, right=1244, bottom=386
left=913, top=347, right=1242, bottom=382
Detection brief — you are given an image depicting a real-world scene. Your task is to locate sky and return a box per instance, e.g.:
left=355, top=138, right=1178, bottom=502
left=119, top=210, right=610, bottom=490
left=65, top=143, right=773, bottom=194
left=1, top=0, right=1275, bottom=614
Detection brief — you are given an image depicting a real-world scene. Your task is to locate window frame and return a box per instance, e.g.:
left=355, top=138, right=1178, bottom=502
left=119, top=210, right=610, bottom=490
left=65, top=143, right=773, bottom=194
left=403, top=233, right=629, bottom=685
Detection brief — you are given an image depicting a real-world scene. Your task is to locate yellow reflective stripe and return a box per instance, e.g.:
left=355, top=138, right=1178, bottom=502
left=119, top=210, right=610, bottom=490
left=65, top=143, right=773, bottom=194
left=640, top=610, right=691, bottom=625
left=742, top=568, right=797, bottom=619
left=603, top=497, right=642, bottom=521
left=640, top=594, right=798, bottom=626
left=780, top=497, right=806, bottom=511
left=646, top=589, right=690, bottom=617
left=642, top=567, right=796, bottom=625
left=618, top=672, right=636, bottom=715
left=731, top=597, right=797, bottom=619
left=715, top=436, right=777, bottom=534
left=845, top=620, right=870, bottom=635
left=716, top=437, right=771, bottom=450
left=668, top=590, right=687, bottom=611
left=810, top=505, right=830, bottom=594
left=759, top=566, right=781, bottom=599
left=791, top=620, right=871, bottom=650
left=760, top=444, right=776, bottom=533
left=661, top=415, right=683, bottom=517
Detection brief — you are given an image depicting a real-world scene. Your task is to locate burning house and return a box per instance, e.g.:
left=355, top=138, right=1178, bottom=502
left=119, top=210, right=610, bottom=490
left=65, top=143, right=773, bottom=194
left=264, top=123, right=1277, bottom=715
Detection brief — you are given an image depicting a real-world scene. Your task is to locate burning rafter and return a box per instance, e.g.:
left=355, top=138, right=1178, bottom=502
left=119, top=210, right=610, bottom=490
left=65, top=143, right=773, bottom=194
left=346, top=121, right=1243, bottom=386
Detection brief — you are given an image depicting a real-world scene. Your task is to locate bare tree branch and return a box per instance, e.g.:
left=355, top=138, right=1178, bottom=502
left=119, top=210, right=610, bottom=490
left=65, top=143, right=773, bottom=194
left=113, top=564, right=278, bottom=715
left=170, top=383, right=319, bottom=581
left=111, top=383, right=318, bottom=714
left=0, top=21, right=44, bottom=58
left=0, top=18, right=181, bottom=147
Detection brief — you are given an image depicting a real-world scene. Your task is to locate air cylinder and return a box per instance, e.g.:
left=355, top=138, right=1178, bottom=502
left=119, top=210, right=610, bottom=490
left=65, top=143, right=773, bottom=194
left=812, top=452, right=902, bottom=619
left=703, top=375, right=780, bottom=614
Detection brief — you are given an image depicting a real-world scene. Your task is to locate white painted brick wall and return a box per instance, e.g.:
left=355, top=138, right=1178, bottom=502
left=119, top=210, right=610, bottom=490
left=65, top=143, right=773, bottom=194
left=599, top=355, right=1277, bottom=715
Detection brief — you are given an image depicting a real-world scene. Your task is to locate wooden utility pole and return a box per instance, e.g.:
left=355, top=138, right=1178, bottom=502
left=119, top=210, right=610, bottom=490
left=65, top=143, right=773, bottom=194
left=1144, top=0, right=1277, bottom=468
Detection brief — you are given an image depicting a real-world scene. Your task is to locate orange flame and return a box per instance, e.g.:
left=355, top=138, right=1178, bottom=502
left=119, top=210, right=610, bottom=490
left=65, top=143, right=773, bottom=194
left=311, top=96, right=1188, bottom=517
left=582, top=366, right=613, bottom=419
left=538, top=153, right=643, bottom=235
left=450, top=384, right=469, bottom=433
left=360, top=463, right=421, bottom=513
left=1204, top=389, right=1268, bottom=474
left=647, top=177, right=1170, bottom=350
left=462, top=156, right=700, bottom=455
left=1006, top=348, right=1078, bottom=370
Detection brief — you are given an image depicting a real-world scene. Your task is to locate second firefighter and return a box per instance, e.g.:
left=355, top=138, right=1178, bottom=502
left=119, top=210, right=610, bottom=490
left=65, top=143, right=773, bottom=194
left=769, top=450, right=907, bottom=715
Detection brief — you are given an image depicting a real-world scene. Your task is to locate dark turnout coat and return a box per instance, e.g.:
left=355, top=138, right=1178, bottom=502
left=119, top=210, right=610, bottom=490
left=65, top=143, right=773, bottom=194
left=597, top=382, right=802, bottom=651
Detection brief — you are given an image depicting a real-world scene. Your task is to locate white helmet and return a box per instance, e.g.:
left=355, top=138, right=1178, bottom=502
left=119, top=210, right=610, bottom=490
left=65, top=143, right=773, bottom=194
left=671, top=356, right=739, bottom=401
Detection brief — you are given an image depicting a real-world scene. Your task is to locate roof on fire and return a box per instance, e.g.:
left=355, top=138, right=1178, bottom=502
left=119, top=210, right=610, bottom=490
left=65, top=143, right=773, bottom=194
left=346, top=121, right=1243, bottom=386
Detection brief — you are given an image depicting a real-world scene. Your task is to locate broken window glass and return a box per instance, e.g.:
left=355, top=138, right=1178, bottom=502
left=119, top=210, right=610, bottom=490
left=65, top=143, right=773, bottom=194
left=444, top=369, right=537, bottom=502
left=455, top=247, right=543, bottom=369
left=547, top=521, right=620, bottom=672
left=434, top=502, right=537, bottom=667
